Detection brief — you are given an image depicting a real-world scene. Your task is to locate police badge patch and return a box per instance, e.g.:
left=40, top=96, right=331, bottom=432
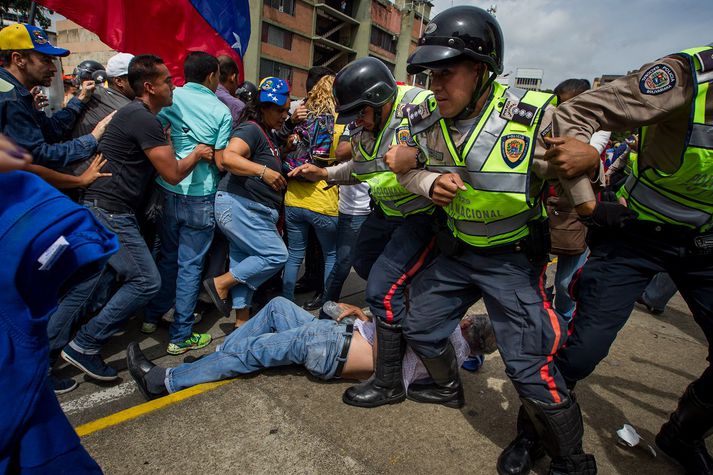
left=396, top=126, right=415, bottom=146
left=639, top=64, right=676, bottom=95
left=501, top=134, right=529, bottom=168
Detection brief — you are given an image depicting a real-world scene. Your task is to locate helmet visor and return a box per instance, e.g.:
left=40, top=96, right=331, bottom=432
left=335, top=107, right=363, bottom=125
left=407, top=44, right=464, bottom=74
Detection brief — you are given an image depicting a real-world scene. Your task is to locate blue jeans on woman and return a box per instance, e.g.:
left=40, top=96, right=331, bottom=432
left=282, top=206, right=338, bottom=301
left=323, top=212, right=369, bottom=303
left=165, top=297, right=352, bottom=392
left=554, top=250, right=589, bottom=322
left=215, top=191, right=288, bottom=309
left=143, top=191, right=215, bottom=343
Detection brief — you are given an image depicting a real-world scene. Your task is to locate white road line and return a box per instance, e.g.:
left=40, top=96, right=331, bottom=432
left=61, top=382, right=137, bottom=415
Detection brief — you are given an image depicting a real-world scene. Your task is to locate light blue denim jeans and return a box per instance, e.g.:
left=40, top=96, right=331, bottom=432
left=214, top=192, right=288, bottom=309
left=282, top=206, right=338, bottom=301
left=554, top=250, right=589, bottom=321
left=143, top=191, right=215, bottom=343
left=165, top=297, right=352, bottom=392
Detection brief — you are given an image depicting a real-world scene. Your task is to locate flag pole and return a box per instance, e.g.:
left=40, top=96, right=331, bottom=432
left=28, top=1, right=38, bottom=25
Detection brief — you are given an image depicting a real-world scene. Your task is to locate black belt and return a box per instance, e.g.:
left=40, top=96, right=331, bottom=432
left=83, top=199, right=134, bottom=214
left=624, top=220, right=713, bottom=253
left=334, top=323, right=354, bottom=378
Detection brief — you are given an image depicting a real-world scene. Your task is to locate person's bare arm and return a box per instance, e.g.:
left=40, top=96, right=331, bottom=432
left=145, top=143, right=213, bottom=186
left=26, top=154, right=112, bottom=189
left=335, top=141, right=352, bottom=161
left=220, top=137, right=286, bottom=191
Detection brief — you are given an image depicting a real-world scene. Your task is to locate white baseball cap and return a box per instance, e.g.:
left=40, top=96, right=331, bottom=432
left=106, top=52, right=134, bottom=78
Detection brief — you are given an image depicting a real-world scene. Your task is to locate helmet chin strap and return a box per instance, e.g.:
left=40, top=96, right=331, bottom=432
left=454, top=70, right=496, bottom=121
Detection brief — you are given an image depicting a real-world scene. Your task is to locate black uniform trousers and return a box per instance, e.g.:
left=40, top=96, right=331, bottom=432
left=405, top=247, right=569, bottom=403
left=555, top=221, right=713, bottom=402
left=351, top=207, right=437, bottom=325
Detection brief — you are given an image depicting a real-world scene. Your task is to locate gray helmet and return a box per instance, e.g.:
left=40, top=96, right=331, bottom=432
left=73, top=59, right=107, bottom=85
left=333, top=57, right=397, bottom=124
left=407, top=5, right=504, bottom=75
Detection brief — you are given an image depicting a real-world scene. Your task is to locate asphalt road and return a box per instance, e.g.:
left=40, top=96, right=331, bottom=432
left=56, top=268, right=709, bottom=474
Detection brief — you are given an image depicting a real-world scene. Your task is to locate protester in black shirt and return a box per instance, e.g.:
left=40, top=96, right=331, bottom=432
left=203, top=76, right=292, bottom=328
left=51, top=54, right=213, bottom=388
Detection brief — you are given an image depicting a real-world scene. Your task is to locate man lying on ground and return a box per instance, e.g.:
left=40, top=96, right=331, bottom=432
left=127, top=296, right=496, bottom=400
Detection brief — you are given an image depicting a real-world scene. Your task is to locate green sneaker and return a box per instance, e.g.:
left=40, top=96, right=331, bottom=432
left=141, top=322, right=157, bottom=334
left=167, top=333, right=212, bottom=355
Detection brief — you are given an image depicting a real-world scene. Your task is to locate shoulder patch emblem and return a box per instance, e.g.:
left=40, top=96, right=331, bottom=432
left=639, top=64, right=676, bottom=95
left=404, top=102, right=431, bottom=126
left=501, top=134, right=529, bottom=169
left=500, top=99, right=537, bottom=126
left=539, top=123, right=553, bottom=146
left=396, top=126, right=415, bottom=146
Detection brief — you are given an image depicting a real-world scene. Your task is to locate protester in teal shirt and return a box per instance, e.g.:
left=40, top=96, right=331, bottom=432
left=142, top=52, right=232, bottom=355
left=156, top=77, right=232, bottom=196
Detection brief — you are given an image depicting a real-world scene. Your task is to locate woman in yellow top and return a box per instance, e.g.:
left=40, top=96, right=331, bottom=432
left=281, top=75, right=339, bottom=301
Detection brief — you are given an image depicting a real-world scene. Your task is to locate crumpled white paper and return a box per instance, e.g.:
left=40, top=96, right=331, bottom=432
left=616, top=424, right=657, bottom=457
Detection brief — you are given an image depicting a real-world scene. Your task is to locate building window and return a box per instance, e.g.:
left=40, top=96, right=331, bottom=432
left=262, top=24, right=293, bottom=50
left=264, top=0, right=295, bottom=15
left=370, top=27, right=397, bottom=54
left=260, top=59, right=293, bottom=85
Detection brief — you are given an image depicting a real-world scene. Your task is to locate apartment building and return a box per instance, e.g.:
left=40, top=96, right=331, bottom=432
left=248, top=0, right=432, bottom=97
left=54, top=0, right=432, bottom=97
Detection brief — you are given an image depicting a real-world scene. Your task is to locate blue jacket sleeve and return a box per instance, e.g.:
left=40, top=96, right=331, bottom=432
left=0, top=99, right=97, bottom=168
left=37, top=97, right=84, bottom=142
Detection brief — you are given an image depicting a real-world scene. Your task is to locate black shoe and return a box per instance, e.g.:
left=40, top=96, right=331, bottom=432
left=126, top=342, right=166, bottom=400
left=406, top=342, right=465, bottom=408
left=521, top=396, right=597, bottom=475
left=343, top=377, right=406, bottom=408
left=302, top=293, right=324, bottom=311
left=202, top=278, right=232, bottom=317
left=343, top=319, right=406, bottom=408
left=497, top=406, right=546, bottom=475
left=655, top=384, right=713, bottom=474
left=635, top=296, right=664, bottom=315
left=51, top=376, right=78, bottom=395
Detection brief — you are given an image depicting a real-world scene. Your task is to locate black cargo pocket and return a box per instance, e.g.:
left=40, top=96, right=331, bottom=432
left=516, top=287, right=553, bottom=356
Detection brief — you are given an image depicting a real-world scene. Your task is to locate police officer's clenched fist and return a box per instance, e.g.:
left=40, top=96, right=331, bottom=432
left=385, top=144, right=419, bottom=174
left=430, top=173, right=467, bottom=207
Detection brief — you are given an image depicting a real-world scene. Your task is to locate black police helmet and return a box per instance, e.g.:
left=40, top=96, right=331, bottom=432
left=73, top=59, right=106, bottom=82
left=236, top=81, right=258, bottom=104
left=333, top=57, right=397, bottom=124
left=407, top=5, right=504, bottom=75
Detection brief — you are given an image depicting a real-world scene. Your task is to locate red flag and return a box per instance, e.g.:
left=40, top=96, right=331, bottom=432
left=37, top=0, right=250, bottom=84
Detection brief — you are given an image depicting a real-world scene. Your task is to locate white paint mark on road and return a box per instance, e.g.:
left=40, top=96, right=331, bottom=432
left=61, top=382, right=137, bottom=415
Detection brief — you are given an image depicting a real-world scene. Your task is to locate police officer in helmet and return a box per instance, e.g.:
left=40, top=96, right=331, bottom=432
left=290, top=57, right=438, bottom=409
left=549, top=43, right=713, bottom=474
left=388, top=5, right=602, bottom=474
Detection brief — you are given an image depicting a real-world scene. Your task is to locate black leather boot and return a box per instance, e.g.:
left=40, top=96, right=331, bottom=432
left=406, top=342, right=465, bottom=408
left=656, top=383, right=713, bottom=475
left=342, top=319, right=406, bottom=408
left=521, top=396, right=597, bottom=475
left=497, top=405, right=546, bottom=475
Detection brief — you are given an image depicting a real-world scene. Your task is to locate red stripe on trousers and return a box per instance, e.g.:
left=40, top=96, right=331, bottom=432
left=383, top=238, right=436, bottom=323
left=537, top=265, right=562, bottom=403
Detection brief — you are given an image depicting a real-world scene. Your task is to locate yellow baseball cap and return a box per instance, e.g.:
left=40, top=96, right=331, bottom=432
left=0, top=24, right=69, bottom=57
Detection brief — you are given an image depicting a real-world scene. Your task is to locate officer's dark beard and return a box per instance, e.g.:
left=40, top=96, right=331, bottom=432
left=455, top=67, right=496, bottom=120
